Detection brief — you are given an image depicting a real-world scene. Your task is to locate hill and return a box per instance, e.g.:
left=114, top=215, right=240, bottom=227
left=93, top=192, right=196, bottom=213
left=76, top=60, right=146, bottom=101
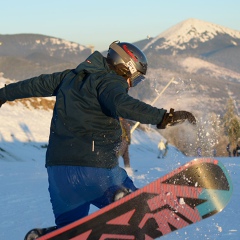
left=0, top=34, right=91, bottom=80
left=0, top=99, right=239, bottom=239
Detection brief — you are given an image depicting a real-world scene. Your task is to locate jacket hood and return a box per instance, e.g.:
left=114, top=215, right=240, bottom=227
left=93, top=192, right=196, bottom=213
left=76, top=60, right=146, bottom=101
left=75, top=51, right=111, bottom=74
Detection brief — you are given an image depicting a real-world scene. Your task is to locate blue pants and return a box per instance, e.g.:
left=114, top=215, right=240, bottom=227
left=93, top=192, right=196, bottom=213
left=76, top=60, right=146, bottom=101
left=47, top=165, right=137, bottom=228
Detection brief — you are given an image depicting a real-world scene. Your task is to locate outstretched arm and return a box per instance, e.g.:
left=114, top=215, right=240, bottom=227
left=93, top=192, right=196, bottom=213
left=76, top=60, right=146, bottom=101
left=97, top=77, right=166, bottom=124
left=0, top=69, right=71, bottom=102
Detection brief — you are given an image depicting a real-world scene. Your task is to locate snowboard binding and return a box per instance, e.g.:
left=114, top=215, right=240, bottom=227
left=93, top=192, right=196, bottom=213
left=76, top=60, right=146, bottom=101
left=24, top=226, right=57, bottom=240
left=113, top=187, right=132, bottom=201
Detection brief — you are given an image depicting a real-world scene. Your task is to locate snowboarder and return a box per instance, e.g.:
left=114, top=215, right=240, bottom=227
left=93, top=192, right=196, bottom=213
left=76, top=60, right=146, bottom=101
left=236, top=144, right=240, bottom=157
left=213, top=148, right=217, bottom=157
left=197, top=147, right=202, bottom=157
left=157, top=139, right=166, bottom=159
left=0, top=41, right=196, bottom=238
left=227, top=143, right=231, bottom=157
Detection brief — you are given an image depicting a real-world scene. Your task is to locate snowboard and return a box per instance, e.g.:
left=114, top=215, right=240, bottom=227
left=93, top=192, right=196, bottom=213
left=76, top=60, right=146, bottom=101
left=36, top=158, right=232, bottom=240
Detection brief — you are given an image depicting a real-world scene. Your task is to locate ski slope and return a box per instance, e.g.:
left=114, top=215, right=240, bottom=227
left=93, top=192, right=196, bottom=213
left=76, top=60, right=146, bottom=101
left=0, top=102, right=239, bottom=240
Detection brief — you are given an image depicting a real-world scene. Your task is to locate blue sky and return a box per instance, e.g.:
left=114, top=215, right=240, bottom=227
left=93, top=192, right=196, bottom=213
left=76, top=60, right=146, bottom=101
left=1, top=0, right=240, bottom=51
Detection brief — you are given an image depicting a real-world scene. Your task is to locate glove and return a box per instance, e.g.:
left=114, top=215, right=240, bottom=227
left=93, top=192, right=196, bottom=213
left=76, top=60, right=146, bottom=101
left=0, top=99, right=6, bottom=108
left=157, top=108, right=196, bottom=129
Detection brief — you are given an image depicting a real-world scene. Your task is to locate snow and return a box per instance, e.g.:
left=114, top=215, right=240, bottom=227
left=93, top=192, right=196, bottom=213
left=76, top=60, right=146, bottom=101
left=179, top=57, right=240, bottom=82
left=0, top=100, right=240, bottom=240
left=142, top=18, right=240, bottom=51
left=16, top=35, right=87, bottom=56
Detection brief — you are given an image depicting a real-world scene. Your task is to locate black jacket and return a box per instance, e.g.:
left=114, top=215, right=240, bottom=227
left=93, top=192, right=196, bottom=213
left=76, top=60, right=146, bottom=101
left=0, top=51, right=166, bottom=168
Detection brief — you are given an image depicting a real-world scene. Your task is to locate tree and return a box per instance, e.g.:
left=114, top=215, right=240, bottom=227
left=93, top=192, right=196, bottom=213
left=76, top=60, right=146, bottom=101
left=227, top=117, right=240, bottom=145
left=223, top=98, right=240, bottom=149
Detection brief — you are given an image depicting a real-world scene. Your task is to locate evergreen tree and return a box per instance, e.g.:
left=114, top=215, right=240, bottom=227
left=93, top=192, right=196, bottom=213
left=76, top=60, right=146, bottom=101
left=228, top=117, right=240, bottom=144
left=223, top=98, right=240, bottom=148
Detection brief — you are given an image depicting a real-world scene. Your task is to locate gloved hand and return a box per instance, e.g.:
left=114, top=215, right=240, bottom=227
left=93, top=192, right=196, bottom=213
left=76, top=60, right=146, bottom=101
left=0, top=99, right=6, bottom=108
left=157, top=108, right=196, bottom=129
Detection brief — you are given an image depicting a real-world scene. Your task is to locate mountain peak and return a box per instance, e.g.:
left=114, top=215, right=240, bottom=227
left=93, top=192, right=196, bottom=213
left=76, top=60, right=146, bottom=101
left=163, top=18, right=240, bottom=38
left=143, top=18, right=240, bottom=51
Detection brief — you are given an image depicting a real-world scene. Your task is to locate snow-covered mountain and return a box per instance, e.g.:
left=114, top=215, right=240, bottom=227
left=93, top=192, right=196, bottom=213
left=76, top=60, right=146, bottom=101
left=1, top=18, right=240, bottom=80
left=0, top=34, right=91, bottom=80
left=133, top=18, right=240, bottom=76
left=142, top=18, right=240, bottom=54
left=0, top=33, right=90, bottom=60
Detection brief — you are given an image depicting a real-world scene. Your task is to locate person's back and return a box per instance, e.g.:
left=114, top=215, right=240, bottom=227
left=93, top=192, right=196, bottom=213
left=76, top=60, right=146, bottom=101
left=46, top=51, right=124, bottom=168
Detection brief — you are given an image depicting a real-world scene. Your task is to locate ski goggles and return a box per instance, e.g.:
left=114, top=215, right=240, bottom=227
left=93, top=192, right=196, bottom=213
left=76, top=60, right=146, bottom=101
left=130, top=72, right=145, bottom=87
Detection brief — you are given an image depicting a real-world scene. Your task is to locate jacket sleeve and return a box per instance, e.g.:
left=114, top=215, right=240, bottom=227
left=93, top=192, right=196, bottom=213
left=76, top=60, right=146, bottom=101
left=97, top=77, right=167, bottom=125
left=0, top=69, right=71, bottom=101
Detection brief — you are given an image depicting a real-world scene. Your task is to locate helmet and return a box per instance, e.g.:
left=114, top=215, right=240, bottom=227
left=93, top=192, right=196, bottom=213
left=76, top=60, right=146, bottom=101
left=107, top=41, right=148, bottom=87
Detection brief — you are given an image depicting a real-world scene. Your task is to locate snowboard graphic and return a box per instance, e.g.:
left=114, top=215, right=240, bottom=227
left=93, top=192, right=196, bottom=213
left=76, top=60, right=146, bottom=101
left=37, top=158, right=232, bottom=240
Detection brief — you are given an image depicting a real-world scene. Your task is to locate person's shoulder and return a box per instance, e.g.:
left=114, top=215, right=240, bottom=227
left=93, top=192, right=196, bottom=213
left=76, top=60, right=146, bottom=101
left=100, top=73, right=128, bottom=88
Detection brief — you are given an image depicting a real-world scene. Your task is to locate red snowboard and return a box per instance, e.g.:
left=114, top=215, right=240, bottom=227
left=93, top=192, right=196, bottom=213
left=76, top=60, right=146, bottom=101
left=36, top=158, right=232, bottom=240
